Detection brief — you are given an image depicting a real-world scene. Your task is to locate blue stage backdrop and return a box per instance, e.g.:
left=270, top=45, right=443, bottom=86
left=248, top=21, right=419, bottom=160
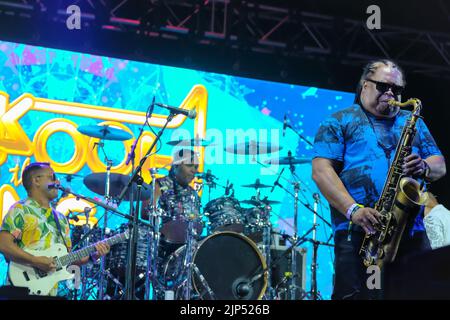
left=0, top=39, right=355, bottom=299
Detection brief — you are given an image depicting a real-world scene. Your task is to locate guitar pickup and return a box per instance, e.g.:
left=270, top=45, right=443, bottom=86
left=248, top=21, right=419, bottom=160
left=23, top=271, right=30, bottom=282
left=33, top=268, right=48, bottom=278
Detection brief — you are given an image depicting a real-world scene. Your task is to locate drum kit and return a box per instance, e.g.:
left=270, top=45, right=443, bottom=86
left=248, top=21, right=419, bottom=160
left=61, top=122, right=333, bottom=301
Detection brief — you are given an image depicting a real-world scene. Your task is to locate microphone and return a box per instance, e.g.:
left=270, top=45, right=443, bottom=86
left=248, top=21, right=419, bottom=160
left=48, top=183, right=67, bottom=192
left=225, top=180, right=230, bottom=196
left=283, top=114, right=289, bottom=137
left=235, top=282, right=251, bottom=298
left=126, top=128, right=141, bottom=166
left=195, top=170, right=217, bottom=181
left=154, top=103, right=197, bottom=119
left=270, top=167, right=285, bottom=193
left=313, top=193, right=320, bottom=202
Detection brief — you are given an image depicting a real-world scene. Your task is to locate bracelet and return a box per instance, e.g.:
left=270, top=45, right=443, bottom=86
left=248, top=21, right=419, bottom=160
left=346, top=203, right=363, bottom=221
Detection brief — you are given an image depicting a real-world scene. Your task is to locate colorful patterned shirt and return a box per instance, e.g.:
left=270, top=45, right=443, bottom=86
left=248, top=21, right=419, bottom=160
left=313, top=104, right=442, bottom=233
left=1, top=198, right=72, bottom=296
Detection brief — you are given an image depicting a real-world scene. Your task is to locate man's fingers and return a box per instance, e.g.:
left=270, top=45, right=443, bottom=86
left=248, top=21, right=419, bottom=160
left=404, top=158, right=421, bottom=169
left=362, top=226, right=371, bottom=234
left=366, top=214, right=379, bottom=226
left=404, top=153, right=420, bottom=162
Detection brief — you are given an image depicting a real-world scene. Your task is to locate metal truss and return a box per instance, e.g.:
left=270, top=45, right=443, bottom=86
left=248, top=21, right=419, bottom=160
left=0, top=0, right=449, bottom=79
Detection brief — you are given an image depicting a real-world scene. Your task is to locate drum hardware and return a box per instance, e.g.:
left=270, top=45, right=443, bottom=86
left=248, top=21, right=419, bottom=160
left=241, top=179, right=272, bottom=189
left=167, top=137, right=215, bottom=147
left=224, top=140, right=283, bottom=156
left=195, top=170, right=218, bottom=202
left=182, top=207, right=197, bottom=300
left=116, top=100, right=188, bottom=300
left=77, top=127, right=116, bottom=301
left=302, top=194, right=335, bottom=300
left=282, top=113, right=314, bottom=148
left=77, top=124, right=133, bottom=141
left=241, top=197, right=281, bottom=206
left=80, top=207, right=93, bottom=300
left=264, top=155, right=312, bottom=166
left=224, top=140, right=283, bottom=163
left=83, top=173, right=152, bottom=201
left=145, top=167, right=163, bottom=300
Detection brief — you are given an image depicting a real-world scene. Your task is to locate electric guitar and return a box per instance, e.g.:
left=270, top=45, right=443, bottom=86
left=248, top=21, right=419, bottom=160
left=8, top=231, right=129, bottom=296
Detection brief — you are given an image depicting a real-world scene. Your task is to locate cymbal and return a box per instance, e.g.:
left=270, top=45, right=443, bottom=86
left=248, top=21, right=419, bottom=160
left=241, top=198, right=281, bottom=206
left=265, top=156, right=312, bottom=165
left=77, top=125, right=133, bottom=141
left=225, top=140, right=282, bottom=155
left=241, top=179, right=272, bottom=189
left=167, top=138, right=214, bottom=147
left=57, top=173, right=84, bottom=182
left=83, top=173, right=152, bottom=201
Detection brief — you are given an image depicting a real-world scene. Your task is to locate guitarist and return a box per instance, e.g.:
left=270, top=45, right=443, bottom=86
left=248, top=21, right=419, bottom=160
left=0, top=162, right=110, bottom=297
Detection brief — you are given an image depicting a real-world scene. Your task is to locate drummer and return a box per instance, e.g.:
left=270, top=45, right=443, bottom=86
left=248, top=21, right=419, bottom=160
left=143, top=148, right=203, bottom=246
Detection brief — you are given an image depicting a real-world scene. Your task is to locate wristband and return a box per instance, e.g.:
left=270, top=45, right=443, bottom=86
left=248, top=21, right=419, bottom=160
left=346, top=203, right=363, bottom=221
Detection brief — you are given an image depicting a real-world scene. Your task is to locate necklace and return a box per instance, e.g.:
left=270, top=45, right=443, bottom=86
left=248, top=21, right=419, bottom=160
left=362, top=108, right=398, bottom=164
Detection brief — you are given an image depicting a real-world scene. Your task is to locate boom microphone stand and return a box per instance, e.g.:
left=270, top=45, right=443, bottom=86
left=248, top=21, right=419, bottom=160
left=118, top=112, right=176, bottom=300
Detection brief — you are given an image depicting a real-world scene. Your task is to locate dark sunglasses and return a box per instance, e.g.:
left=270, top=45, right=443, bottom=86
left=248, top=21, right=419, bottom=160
left=365, top=78, right=404, bottom=96
left=37, top=173, right=57, bottom=181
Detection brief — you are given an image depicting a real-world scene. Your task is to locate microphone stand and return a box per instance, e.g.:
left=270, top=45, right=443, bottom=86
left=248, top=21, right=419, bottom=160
left=246, top=225, right=314, bottom=297
left=118, top=112, right=176, bottom=300
left=285, top=122, right=314, bottom=148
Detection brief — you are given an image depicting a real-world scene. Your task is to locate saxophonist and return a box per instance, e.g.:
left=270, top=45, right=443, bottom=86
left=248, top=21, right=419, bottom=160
left=312, top=59, right=446, bottom=300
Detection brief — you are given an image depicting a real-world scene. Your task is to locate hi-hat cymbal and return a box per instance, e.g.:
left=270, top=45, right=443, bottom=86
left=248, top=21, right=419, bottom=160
left=83, top=173, right=151, bottom=201
left=77, top=125, right=133, bottom=141
left=265, top=156, right=312, bottom=165
left=241, top=198, right=281, bottom=206
left=167, top=138, right=214, bottom=147
left=225, top=140, right=282, bottom=155
left=241, top=179, right=272, bottom=189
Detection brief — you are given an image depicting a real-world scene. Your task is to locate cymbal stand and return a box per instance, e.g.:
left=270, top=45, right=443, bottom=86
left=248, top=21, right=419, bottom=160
left=96, top=138, right=113, bottom=300
left=79, top=208, right=91, bottom=300
left=288, top=182, right=301, bottom=299
left=303, top=193, right=334, bottom=300
left=145, top=168, right=162, bottom=300
left=181, top=195, right=199, bottom=300
left=261, top=205, right=275, bottom=299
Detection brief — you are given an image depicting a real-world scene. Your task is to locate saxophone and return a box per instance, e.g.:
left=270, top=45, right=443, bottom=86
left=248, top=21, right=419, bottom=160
left=359, top=98, right=428, bottom=268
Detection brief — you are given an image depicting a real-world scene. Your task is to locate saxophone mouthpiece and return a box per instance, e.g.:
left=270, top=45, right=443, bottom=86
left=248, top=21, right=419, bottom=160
left=387, top=99, right=400, bottom=107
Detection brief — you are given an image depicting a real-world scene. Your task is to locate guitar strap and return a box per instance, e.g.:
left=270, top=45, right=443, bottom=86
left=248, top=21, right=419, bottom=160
left=52, top=209, right=70, bottom=251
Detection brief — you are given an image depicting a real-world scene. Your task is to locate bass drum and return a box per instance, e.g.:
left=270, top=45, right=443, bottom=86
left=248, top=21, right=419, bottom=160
left=162, top=231, right=268, bottom=300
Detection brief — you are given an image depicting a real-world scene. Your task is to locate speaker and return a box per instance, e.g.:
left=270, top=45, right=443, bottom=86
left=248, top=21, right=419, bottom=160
left=383, top=245, right=450, bottom=299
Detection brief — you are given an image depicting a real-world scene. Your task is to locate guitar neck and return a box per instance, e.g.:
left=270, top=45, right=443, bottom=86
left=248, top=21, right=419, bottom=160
left=59, top=232, right=127, bottom=267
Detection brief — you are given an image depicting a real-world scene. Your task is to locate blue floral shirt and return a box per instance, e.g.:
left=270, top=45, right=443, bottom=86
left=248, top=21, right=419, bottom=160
left=313, top=104, right=442, bottom=233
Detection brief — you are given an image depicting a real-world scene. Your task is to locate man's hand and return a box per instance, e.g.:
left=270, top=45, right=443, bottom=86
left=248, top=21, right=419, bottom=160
left=403, top=153, right=427, bottom=177
left=93, top=242, right=110, bottom=259
left=32, top=256, right=56, bottom=273
left=351, top=207, right=382, bottom=234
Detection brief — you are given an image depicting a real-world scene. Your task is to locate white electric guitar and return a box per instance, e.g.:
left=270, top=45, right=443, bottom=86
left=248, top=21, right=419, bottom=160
left=8, top=231, right=129, bottom=296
